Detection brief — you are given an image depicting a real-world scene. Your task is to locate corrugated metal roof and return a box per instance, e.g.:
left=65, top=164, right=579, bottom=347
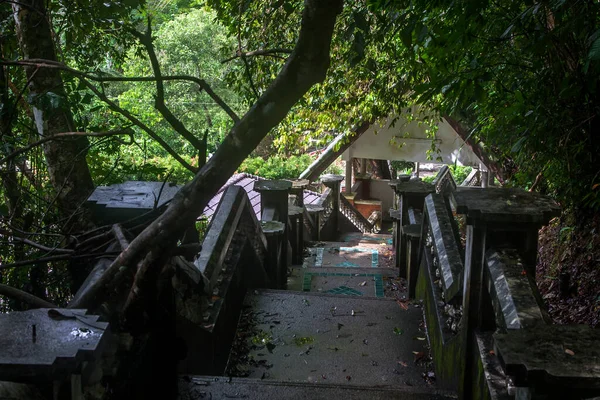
left=202, top=173, right=321, bottom=220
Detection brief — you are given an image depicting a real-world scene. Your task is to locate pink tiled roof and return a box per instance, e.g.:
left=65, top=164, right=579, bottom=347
left=202, top=173, right=321, bottom=220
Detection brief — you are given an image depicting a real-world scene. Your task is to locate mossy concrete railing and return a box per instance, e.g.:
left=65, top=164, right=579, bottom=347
left=408, top=169, right=600, bottom=399
left=181, top=185, right=272, bottom=375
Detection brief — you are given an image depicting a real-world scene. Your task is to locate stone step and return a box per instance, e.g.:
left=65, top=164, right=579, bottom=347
left=225, top=290, right=433, bottom=389
left=339, top=232, right=394, bottom=247
left=289, top=266, right=401, bottom=298
left=178, top=376, right=456, bottom=400
left=303, top=244, right=394, bottom=270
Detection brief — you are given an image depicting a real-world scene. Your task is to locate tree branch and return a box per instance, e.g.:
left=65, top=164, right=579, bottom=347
left=112, top=224, right=129, bottom=250
left=242, top=55, right=260, bottom=100
left=221, top=48, right=293, bottom=63
left=0, top=129, right=133, bottom=165
left=529, top=171, right=544, bottom=192
left=0, top=59, right=241, bottom=123
left=0, top=283, right=56, bottom=308
left=68, top=0, right=344, bottom=311
left=131, top=25, right=207, bottom=152
left=76, top=75, right=198, bottom=173
left=9, top=235, right=74, bottom=254
left=0, top=251, right=119, bottom=271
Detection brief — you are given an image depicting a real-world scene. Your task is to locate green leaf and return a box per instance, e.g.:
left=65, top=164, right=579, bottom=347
left=501, top=24, right=514, bottom=39
left=283, top=2, right=294, bottom=14
left=588, top=36, right=600, bottom=61
left=416, top=24, right=428, bottom=44
left=400, top=25, right=413, bottom=48
left=353, top=11, right=369, bottom=32
left=81, top=93, right=94, bottom=105
left=511, top=136, right=526, bottom=153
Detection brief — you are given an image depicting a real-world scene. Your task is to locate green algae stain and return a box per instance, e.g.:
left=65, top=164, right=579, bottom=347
left=251, top=330, right=273, bottom=345
left=293, top=336, right=314, bottom=346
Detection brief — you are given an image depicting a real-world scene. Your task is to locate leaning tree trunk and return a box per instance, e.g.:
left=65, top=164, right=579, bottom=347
left=0, top=44, right=21, bottom=221
left=71, top=0, right=344, bottom=314
left=12, top=0, right=94, bottom=229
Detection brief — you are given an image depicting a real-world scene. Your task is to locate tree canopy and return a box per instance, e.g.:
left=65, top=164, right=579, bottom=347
left=213, top=0, right=600, bottom=210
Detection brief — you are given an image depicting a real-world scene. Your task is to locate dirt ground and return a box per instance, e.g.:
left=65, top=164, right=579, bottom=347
left=536, top=212, right=600, bottom=327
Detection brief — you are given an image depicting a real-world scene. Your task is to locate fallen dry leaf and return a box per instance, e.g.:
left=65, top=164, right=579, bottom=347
left=359, top=281, right=367, bottom=286
left=398, top=361, right=408, bottom=367
left=396, top=300, right=409, bottom=310
left=413, top=351, right=426, bottom=363
left=565, top=348, right=575, bottom=356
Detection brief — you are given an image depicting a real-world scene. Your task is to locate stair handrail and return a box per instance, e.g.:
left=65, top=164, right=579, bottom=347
left=195, top=185, right=269, bottom=292
left=432, top=165, right=457, bottom=195
left=339, top=194, right=375, bottom=233
left=460, top=168, right=481, bottom=187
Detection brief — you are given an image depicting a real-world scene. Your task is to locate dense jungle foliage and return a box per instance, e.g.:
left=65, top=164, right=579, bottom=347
left=0, top=0, right=599, bottom=311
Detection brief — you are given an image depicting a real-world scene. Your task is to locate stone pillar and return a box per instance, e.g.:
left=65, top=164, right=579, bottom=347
left=320, top=174, right=344, bottom=234
left=260, top=221, right=286, bottom=289
left=288, top=205, right=304, bottom=265
left=360, top=158, right=367, bottom=175
left=402, top=224, right=422, bottom=298
left=388, top=178, right=433, bottom=278
left=254, top=180, right=292, bottom=285
left=254, top=180, right=292, bottom=222
left=305, top=204, right=324, bottom=241
left=415, top=162, right=420, bottom=178
left=480, top=164, right=489, bottom=188
left=345, top=159, right=353, bottom=194
left=289, top=179, right=309, bottom=208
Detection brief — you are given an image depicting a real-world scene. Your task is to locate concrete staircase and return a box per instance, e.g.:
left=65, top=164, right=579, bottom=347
left=179, top=233, right=457, bottom=399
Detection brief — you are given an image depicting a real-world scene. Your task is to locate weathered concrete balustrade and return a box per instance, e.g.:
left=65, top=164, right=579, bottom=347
left=399, top=167, right=600, bottom=400
left=449, top=186, right=562, bottom=399
left=181, top=185, right=270, bottom=375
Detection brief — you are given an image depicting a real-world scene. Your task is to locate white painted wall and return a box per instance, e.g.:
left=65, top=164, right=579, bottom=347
left=369, top=179, right=395, bottom=221
left=342, top=113, right=483, bottom=167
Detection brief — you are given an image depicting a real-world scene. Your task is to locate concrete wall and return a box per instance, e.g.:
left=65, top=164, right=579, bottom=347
left=342, top=112, right=483, bottom=167
left=369, top=179, right=395, bottom=221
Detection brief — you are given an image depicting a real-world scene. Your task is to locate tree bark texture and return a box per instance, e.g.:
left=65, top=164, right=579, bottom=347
left=12, top=0, right=94, bottom=224
left=0, top=44, right=21, bottom=221
left=70, top=0, right=344, bottom=309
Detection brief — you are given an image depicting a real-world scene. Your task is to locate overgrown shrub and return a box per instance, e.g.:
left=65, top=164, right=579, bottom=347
left=238, top=155, right=314, bottom=179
